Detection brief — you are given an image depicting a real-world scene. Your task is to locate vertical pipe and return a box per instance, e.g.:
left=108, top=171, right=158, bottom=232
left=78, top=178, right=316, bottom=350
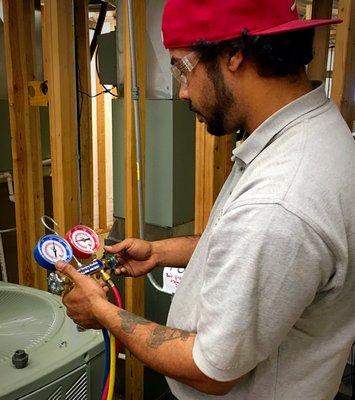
left=126, top=0, right=144, bottom=240
left=0, top=234, right=8, bottom=282
left=125, top=0, right=165, bottom=292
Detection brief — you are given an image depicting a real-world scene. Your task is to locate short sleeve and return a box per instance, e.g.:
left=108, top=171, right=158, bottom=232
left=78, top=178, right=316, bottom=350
left=193, top=203, right=334, bottom=382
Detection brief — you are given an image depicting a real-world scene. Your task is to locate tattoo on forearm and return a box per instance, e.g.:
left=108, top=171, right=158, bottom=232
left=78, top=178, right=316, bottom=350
left=147, top=325, right=193, bottom=349
left=118, top=310, right=194, bottom=349
left=118, top=309, right=150, bottom=334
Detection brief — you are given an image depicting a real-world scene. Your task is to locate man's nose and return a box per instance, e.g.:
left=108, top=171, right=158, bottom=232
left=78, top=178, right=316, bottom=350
left=178, top=83, right=189, bottom=100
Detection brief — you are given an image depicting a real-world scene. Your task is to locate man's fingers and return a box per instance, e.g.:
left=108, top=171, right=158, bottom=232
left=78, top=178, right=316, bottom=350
left=115, top=267, right=127, bottom=275
left=56, top=261, right=82, bottom=281
left=98, top=280, right=109, bottom=293
left=104, top=239, right=133, bottom=254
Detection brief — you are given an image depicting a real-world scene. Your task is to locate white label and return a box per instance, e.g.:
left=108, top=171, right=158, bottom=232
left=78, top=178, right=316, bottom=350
left=162, top=267, right=185, bottom=294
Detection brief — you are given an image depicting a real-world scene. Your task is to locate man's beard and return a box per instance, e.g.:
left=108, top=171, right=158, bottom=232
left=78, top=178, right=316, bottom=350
left=189, top=63, right=241, bottom=137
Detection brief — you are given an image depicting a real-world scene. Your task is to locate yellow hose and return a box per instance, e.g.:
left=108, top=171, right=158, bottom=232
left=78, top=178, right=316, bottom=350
left=107, top=332, right=116, bottom=400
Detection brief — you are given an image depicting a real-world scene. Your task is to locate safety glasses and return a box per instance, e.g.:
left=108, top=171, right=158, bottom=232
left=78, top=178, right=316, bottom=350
left=170, top=52, right=200, bottom=85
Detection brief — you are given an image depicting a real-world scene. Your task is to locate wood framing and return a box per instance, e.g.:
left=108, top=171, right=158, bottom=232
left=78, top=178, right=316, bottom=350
left=96, top=76, right=107, bottom=230
left=194, top=121, right=234, bottom=234
left=307, top=0, right=333, bottom=81
left=3, top=0, right=46, bottom=289
left=74, top=0, right=94, bottom=227
left=123, top=0, right=146, bottom=398
left=42, top=0, right=80, bottom=234
left=331, top=0, right=355, bottom=128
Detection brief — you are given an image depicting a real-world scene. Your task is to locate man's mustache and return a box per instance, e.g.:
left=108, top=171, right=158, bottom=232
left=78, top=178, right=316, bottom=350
left=188, top=101, right=199, bottom=114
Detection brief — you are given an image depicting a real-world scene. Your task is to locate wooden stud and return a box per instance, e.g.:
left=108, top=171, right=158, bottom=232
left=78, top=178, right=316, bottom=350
left=3, top=0, right=46, bottom=289
left=194, top=120, right=206, bottom=234
left=194, top=120, right=234, bottom=234
left=331, top=0, right=355, bottom=128
left=74, top=0, right=94, bottom=227
left=307, top=0, right=333, bottom=81
left=43, top=0, right=80, bottom=234
left=96, top=75, right=108, bottom=230
left=123, top=0, right=146, bottom=398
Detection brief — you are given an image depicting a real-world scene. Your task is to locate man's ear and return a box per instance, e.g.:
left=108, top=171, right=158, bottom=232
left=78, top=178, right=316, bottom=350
left=227, top=51, right=243, bottom=72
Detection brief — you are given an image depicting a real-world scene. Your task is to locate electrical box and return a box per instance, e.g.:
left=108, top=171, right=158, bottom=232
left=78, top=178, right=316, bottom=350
left=97, top=30, right=119, bottom=86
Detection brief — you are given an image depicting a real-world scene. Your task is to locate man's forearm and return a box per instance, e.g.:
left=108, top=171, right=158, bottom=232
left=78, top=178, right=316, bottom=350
left=152, top=235, right=200, bottom=267
left=93, top=298, right=238, bottom=395
left=94, top=299, right=202, bottom=388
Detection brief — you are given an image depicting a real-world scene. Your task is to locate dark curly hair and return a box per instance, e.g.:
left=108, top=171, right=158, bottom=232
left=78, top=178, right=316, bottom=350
left=192, top=29, right=315, bottom=77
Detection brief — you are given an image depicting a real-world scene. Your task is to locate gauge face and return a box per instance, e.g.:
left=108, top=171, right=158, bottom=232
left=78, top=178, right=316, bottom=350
left=38, top=235, right=73, bottom=264
left=66, top=225, right=100, bottom=257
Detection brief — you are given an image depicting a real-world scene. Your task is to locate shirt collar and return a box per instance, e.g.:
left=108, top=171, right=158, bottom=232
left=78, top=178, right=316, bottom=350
left=231, top=81, right=329, bottom=165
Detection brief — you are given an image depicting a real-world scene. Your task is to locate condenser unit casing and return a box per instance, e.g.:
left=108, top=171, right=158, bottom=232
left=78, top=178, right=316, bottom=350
left=0, top=282, right=105, bottom=400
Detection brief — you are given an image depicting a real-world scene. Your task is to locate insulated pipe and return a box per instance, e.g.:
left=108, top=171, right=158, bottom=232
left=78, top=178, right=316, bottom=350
left=0, top=172, right=14, bottom=202
left=125, top=0, right=165, bottom=292
left=0, top=233, right=8, bottom=282
left=0, top=228, right=16, bottom=282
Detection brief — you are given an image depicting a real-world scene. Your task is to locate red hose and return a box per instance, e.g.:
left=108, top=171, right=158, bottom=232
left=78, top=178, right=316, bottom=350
left=101, top=376, right=109, bottom=400
left=111, top=285, right=124, bottom=308
left=111, top=285, right=124, bottom=353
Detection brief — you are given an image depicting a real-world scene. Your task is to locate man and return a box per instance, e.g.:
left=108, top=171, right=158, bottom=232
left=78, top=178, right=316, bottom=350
left=57, top=0, right=355, bottom=398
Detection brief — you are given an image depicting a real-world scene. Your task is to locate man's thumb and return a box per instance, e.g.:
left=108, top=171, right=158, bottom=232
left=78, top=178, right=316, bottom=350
left=56, top=261, right=81, bottom=281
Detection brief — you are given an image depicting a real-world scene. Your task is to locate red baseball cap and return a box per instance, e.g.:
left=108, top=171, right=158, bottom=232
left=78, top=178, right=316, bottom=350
left=162, top=0, right=341, bottom=49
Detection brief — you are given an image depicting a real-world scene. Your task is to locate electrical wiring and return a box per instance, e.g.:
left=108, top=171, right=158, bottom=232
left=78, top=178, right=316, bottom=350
left=95, top=49, right=120, bottom=98
left=79, top=89, right=107, bottom=98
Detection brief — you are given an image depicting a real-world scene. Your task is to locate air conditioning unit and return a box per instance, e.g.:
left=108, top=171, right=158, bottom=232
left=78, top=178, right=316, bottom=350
left=0, top=282, right=105, bottom=400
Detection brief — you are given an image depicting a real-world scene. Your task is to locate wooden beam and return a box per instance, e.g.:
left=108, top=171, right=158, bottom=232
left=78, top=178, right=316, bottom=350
left=123, top=0, right=146, bottom=398
left=194, top=120, right=206, bottom=234
left=3, top=0, right=46, bottom=289
left=307, top=0, right=333, bottom=81
left=331, top=0, right=355, bottom=128
left=96, top=76, right=108, bottom=230
left=194, top=120, right=234, bottom=234
left=43, top=0, right=80, bottom=234
left=74, top=0, right=94, bottom=227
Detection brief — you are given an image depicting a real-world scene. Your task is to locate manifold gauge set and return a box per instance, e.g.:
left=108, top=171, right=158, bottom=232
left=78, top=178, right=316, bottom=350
left=33, top=216, right=117, bottom=295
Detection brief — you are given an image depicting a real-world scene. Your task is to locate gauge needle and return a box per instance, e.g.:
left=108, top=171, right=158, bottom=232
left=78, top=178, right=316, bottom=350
left=52, top=243, right=57, bottom=257
left=76, top=237, right=90, bottom=243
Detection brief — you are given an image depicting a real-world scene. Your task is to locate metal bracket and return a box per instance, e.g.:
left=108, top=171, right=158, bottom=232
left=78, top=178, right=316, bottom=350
left=28, top=80, right=48, bottom=106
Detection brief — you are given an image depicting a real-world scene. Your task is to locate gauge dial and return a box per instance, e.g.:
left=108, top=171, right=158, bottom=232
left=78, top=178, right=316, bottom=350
left=65, top=225, right=100, bottom=259
left=33, top=234, right=73, bottom=271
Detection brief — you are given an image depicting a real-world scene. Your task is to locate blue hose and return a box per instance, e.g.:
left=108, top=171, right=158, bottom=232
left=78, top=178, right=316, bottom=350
left=101, top=328, right=110, bottom=396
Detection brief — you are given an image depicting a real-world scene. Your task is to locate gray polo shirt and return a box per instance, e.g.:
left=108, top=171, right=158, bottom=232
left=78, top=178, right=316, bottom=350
left=167, top=82, right=355, bottom=400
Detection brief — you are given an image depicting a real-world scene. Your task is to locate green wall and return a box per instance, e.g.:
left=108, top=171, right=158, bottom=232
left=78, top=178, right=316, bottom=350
left=0, top=100, right=51, bottom=172
left=112, top=99, right=196, bottom=228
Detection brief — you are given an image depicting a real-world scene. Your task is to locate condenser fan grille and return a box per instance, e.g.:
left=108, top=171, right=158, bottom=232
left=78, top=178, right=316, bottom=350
left=0, top=285, right=64, bottom=364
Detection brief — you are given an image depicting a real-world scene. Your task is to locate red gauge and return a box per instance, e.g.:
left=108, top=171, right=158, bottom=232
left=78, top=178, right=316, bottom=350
left=65, top=225, right=100, bottom=259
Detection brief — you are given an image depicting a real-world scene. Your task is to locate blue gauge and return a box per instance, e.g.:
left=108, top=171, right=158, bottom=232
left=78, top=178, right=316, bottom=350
left=33, top=234, right=73, bottom=271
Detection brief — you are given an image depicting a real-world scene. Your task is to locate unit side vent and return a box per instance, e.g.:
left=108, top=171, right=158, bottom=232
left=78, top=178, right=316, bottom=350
left=48, top=386, right=62, bottom=400
left=65, top=372, right=87, bottom=399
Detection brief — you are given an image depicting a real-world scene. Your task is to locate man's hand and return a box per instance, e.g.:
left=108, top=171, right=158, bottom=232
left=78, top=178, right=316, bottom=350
left=56, top=261, right=109, bottom=329
left=105, top=238, right=158, bottom=277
